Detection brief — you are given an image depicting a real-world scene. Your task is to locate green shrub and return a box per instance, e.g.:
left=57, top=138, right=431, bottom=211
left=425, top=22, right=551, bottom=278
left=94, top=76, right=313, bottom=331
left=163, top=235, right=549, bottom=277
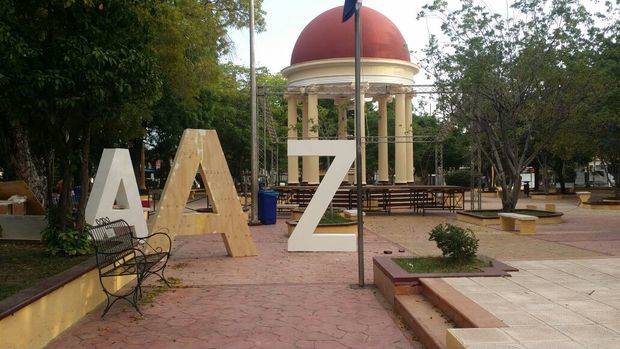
left=428, top=223, right=479, bottom=261
left=41, top=226, right=93, bottom=256
left=445, top=169, right=477, bottom=187
left=319, top=211, right=350, bottom=224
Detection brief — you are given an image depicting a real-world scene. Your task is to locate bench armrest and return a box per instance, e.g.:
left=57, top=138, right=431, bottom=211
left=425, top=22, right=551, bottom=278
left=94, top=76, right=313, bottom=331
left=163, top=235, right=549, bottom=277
left=132, top=232, right=172, bottom=254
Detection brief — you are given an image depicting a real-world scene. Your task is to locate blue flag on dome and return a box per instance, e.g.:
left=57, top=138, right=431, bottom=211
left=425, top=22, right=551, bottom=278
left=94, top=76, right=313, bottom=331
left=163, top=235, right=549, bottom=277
left=342, top=0, right=358, bottom=22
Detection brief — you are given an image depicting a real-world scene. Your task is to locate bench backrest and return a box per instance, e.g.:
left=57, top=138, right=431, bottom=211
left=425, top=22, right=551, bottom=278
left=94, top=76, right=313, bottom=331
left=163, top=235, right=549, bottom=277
left=87, top=218, right=137, bottom=268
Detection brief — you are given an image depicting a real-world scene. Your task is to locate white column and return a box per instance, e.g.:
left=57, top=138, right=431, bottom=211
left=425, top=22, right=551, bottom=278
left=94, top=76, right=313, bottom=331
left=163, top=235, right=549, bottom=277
left=301, top=97, right=309, bottom=184
left=394, top=92, right=407, bottom=184
left=406, top=94, right=414, bottom=183
left=336, top=99, right=348, bottom=140
left=335, top=99, right=352, bottom=184
left=377, top=96, right=389, bottom=183
left=307, top=89, right=320, bottom=185
left=287, top=95, right=299, bottom=184
left=354, top=91, right=367, bottom=184
left=361, top=91, right=366, bottom=185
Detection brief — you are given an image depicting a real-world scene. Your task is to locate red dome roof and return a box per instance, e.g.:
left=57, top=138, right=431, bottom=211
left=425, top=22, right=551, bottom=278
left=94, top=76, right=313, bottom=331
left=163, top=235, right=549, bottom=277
left=290, top=6, right=410, bottom=65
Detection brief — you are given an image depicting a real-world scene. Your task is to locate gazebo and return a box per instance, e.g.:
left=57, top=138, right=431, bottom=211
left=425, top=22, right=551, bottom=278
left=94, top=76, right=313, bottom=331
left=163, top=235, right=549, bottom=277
left=282, top=6, right=419, bottom=185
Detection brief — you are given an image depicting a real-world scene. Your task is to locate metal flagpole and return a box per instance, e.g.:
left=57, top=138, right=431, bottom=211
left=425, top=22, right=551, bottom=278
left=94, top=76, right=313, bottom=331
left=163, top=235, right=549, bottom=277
left=250, top=0, right=259, bottom=224
left=354, top=1, right=365, bottom=288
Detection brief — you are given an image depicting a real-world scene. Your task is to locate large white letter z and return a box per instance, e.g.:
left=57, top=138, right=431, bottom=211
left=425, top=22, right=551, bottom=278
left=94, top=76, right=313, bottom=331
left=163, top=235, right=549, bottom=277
left=287, top=140, right=356, bottom=252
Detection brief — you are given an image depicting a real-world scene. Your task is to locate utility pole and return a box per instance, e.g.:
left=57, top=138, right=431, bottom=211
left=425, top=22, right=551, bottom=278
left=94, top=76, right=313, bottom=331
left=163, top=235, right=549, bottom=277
left=354, top=1, right=365, bottom=288
left=250, top=0, right=259, bottom=224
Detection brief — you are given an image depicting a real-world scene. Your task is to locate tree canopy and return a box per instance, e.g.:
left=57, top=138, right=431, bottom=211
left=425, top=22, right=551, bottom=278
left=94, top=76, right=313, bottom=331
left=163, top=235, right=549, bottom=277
left=418, top=0, right=618, bottom=208
left=0, top=0, right=265, bottom=229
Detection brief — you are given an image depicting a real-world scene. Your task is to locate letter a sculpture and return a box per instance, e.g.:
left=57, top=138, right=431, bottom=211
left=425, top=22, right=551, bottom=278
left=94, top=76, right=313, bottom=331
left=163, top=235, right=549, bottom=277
left=149, top=129, right=257, bottom=257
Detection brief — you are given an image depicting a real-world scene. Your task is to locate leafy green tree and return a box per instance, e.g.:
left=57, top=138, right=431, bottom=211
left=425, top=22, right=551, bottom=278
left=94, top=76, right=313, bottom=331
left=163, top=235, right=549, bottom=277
left=144, top=1, right=265, bottom=182
left=585, top=34, right=619, bottom=196
left=419, top=0, right=605, bottom=209
left=412, top=112, right=469, bottom=183
left=0, top=0, right=265, bottom=230
left=0, top=1, right=161, bottom=228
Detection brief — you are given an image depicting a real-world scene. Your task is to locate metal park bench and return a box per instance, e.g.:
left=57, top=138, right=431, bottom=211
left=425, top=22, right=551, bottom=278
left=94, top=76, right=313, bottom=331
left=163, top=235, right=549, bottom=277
left=87, top=218, right=172, bottom=318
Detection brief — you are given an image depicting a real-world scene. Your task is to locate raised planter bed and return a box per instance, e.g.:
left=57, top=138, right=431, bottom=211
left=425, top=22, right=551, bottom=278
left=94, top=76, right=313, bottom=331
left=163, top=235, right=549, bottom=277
left=374, top=255, right=517, bottom=302
left=582, top=200, right=620, bottom=210
left=530, top=192, right=576, bottom=200
left=457, top=209, right=563, bottom=226
left=0, top=255, right=134, bottom=348
left=291, top=207, right=304, bottom=221
left=374, top=256, right=515, bottom=349
left=285, top=219, right=356, bottom=236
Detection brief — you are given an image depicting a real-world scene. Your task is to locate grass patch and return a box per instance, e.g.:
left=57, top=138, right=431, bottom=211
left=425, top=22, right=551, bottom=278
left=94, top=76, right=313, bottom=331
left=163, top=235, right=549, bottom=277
left=319, top=211, right=351, bottom=225
left=0, top=241, right=90, bottom=301
left=394, top=257, right=491, bottom=274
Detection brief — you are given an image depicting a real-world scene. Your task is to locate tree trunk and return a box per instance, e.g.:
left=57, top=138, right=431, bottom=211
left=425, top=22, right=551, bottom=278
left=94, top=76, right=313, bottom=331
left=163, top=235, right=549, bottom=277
left=541, top=160, right=549, bottom=194
left=558, top=161, right=566, bottom=194
left=45, top=150, right=55, bottom=207
left=76, top=124, right=91, bottom=229
left=6, top=122, right=47, bottom=207
left=130, top=138, right=147, bottom=192
left=614, top=162, right=620, bottom=198
left=58, top=158, right=73, bottom=230
left=500, top=176, right=520, bottom=211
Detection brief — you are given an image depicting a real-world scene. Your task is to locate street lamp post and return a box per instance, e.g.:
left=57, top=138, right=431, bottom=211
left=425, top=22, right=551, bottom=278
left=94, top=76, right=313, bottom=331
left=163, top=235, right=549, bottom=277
left=250, top=0, right=259, bottom=224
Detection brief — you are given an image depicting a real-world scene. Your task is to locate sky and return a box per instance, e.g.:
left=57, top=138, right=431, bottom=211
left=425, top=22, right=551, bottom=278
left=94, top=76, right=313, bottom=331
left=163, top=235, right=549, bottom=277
left=223, top=0, right=611, bottom=113
left=223, top=0, right=510, bottom=85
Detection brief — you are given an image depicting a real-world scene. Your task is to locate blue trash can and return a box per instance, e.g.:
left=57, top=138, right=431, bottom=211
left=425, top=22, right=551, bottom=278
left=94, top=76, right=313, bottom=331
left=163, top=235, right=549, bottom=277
left=258, top=189, right=278, bottom=225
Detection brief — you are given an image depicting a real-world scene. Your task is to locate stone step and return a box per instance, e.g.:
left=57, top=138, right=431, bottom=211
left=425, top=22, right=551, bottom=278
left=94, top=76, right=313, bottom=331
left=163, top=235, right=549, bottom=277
left=395, top=293, right=455, bottom=349
left=419, top=278, right=506, bottom=329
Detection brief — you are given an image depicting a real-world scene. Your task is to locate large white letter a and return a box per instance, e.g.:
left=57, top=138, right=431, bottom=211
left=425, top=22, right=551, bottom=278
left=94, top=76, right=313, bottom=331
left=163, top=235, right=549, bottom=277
left=86, top=149, right=148, bottom=237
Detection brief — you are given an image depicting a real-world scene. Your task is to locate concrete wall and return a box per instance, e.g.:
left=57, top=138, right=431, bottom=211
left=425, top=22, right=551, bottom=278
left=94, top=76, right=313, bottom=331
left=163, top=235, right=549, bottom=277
left=0, top=215, right=46, bottom=240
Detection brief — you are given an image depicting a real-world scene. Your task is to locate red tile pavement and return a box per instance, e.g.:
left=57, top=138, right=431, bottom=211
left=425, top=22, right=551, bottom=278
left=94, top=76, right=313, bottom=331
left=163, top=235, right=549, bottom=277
left=536, top=213, right=620, bottom=233
left=46, top=221, right=421, bottom=349
left=531, top=214, right=620, bottom=256
left=559, top=240, right=620, bottom=256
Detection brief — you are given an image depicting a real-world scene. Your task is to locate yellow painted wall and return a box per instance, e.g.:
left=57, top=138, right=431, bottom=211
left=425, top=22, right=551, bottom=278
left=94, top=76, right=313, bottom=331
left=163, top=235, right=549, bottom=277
left=0, top=269, right=133, bottom=349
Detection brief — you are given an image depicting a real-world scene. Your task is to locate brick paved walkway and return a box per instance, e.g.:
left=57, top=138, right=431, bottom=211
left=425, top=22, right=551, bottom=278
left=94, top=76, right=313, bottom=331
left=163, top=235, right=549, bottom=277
left=46, top=222, right=421, bottom=349
left=366, top=195, right=620, bottom=260
left=46, top=194, right=619, bottom=348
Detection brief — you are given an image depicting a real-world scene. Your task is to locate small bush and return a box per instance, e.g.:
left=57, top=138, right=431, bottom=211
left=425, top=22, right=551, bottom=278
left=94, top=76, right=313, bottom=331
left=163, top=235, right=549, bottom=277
left=319, top=211, right=350, bottom=224
left=41, top=226, right=93, bottom=256
left=428, top=223, right=479, bottom=261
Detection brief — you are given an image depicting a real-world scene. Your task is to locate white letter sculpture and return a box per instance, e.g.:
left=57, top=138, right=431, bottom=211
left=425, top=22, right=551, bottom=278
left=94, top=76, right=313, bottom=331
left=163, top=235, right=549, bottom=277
left=288, top=140, right=356, bottom=252
left=86, top=149, right=148, bottom=237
